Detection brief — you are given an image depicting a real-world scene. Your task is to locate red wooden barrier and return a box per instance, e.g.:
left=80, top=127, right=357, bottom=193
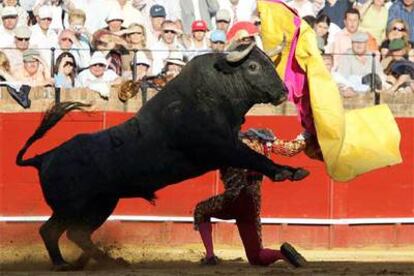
left=0, top=112, right=413, bottom=248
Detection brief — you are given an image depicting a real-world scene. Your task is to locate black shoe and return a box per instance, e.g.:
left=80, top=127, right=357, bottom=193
left=200, top=255, right=220, bottom=265
left=280, top=242, right=307, bottom=268
left=7, top=84, right=31, bottom=109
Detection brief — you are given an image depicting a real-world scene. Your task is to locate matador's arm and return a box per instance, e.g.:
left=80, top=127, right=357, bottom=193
left=271, top=133, right=308, bottom=157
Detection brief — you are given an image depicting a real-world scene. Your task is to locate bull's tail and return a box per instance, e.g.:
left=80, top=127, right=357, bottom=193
left=16, top=101, right=91, bottom=168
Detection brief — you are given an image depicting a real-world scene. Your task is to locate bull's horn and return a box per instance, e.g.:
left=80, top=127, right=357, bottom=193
left=225, top=38, right=240, bottom=52
left=226, top=42, right=256, bottom=63
left=265, top=34, right=287, bottom=57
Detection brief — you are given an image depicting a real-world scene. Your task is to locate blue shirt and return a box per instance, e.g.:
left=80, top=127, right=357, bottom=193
left=387, top=0, right=414, bottom=40
left=318, top=0, right=353, bottom=29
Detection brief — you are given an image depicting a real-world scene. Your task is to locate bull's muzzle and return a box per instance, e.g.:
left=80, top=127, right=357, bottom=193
left=276, top=94, right=287, bottom=105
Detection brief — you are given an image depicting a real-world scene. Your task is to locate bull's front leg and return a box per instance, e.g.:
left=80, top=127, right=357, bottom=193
left=210, top=142, right=309, bottom=182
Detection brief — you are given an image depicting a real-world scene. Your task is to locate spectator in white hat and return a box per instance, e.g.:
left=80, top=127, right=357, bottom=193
left=75, top=51, right=122, bottom=97
left=0, top=6, right=19, bottom=48
left=105, top=9, right=126, bottom=33
left=32, top=1, right=65, bottom=32
left=218, top=0, right=256, bottom=24
left=162, top=50, right=185, bottom=80
left=66, top=0, right=112, bottom=34
left=108, top=0, right=146, bottom=28
left=132, top=51, right=152, bottom=81
left=118, top=23, right=154, bottom=76
left=151, top=20, right=185, bottom=75
left=0, top=0, right=28, bottom=28
left=30, top=5, right=58, bottom=70
left=214, top=9, right=231, bottom=33
left=120, top=23, right=148, bottom=50
left=4, top=26, right=32, bottom=71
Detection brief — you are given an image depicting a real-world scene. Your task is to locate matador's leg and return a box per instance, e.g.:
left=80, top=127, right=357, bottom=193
left=194, top=186, right=243, bottom=263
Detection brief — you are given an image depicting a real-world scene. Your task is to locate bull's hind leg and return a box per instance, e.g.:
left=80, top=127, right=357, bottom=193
left=66, top=196, right=125, bottom=269
left=39, top=213, right=73, bottom=271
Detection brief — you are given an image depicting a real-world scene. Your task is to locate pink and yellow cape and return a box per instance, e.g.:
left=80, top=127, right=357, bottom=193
left=258, top=0, right=402, bottom=181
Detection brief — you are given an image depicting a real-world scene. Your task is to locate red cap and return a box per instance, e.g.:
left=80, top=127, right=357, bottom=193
left=191, top=20, right=208, bottom=32
left=227, top=21, right=259, bottom=42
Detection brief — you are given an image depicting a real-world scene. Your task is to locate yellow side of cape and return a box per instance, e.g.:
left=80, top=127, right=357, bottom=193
left=259, top=0, right=402, bottom=181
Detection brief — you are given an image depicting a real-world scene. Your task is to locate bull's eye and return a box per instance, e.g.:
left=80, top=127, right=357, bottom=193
left=248, top=62, right=260, bottom=73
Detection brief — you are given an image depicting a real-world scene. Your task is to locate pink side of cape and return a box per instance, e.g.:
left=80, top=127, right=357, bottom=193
left=265, top=0, right=315, bottom=134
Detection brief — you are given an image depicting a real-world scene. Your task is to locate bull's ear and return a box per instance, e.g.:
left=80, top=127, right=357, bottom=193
left=214, top=57, right=236, bottom=74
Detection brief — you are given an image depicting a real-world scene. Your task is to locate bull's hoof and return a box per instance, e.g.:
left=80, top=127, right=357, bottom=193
left=72, top=253, right=90, bottom=270
left=272, top=170, right=292, bottom=181
left=100, top=256, right=130, bottom=269
left=114, top=257, right=130, bottom=267
left=52, top=262, right=78, bottom=271
left=291, top=168, right=310, bottom=181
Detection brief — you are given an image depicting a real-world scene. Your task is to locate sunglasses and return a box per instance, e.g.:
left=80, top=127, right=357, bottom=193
left=2, top=16, right=18, bottom=20
left=16, top=37, right=30, bottom=42
left=392, top=26, right=406, bottom=32
left=61, top=37, right=73, bottom=43
left=163, top=30, right=176, bottom=34
left=216, top=20, right=230, bottom=24
left=24, top=59, right=39, bottom=64
left=212, top=41, right=225, bottom=45
left=64, top=61, right=74, bottom=67
left=254, top=21, right=261, bottom=26
left=41, top=17, right=53, bottom=21
left=92, top=63, right=106, bottom=67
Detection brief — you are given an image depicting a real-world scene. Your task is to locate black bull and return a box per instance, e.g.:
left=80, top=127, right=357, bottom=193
left=16, top=44, right=309, bottom=270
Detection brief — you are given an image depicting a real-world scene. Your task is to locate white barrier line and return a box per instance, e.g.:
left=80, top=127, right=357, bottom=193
left=1, top=216, right=414, bottom=225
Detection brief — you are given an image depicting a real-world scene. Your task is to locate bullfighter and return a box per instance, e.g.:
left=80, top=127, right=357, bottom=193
left=194, top=128, right=308, bottom=267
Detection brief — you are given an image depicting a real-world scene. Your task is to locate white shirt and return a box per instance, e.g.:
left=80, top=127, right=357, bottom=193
left=30, top=24, right=59, bottom=49
left=287, top=0, right=315, bottom=17
left=29, top=24, right=59, bottom=69
left=33, top=2, right=65, bottom=31
left=191, top=0, right=201, bottom=20
left=151, top=39, right=185, bottom=75
left=110, top=1, right=147, bottom=27
left=4, top=48, right=25, bottom=71
left=19, top=0, right=38, bottom=11
left=325, top=23, right=341, bottom=52
left=186, top=38, right=209, bottom=60
left=75, top=68, right=118, bottom=88
left=138, top=0, right=181, bottom=21
left=217, top=0, right=256, bottom=24
left=0, top=26, right=15, bottom=48
left=0, top=5, right=28, bottom=27
left=68, top=0, right=110, bottom=34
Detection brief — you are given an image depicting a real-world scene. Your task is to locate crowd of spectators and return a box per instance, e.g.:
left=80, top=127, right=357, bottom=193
left=0, top=0, right=413, bottom=104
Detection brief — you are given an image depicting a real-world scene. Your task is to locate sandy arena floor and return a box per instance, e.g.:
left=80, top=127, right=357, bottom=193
left=1, top=244, right=414, bottom=275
